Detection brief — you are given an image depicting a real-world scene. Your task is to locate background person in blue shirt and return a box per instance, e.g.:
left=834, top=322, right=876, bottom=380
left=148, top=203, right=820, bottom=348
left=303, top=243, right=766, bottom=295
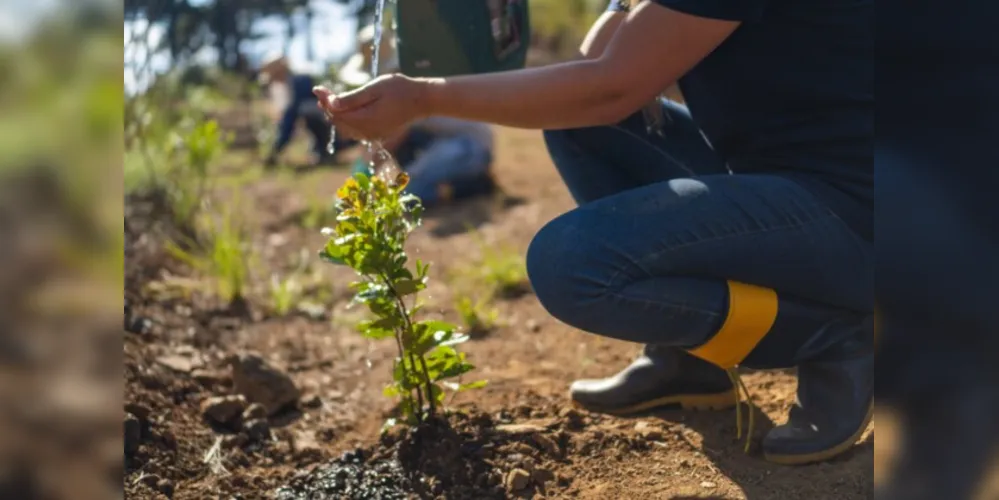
left=316, top=0, right=873, bottom=465
left=258, top=55, right=354, bottom=168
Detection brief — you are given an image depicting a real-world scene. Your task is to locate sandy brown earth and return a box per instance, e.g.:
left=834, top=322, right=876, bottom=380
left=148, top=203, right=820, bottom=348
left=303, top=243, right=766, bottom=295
left=123, top=126, right=873, bottom=499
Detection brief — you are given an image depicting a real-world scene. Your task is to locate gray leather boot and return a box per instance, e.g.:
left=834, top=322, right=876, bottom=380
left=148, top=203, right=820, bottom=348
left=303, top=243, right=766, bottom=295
left=761, top=318, right=874, bottom=465
left=569, top=345, right=736, bottom=415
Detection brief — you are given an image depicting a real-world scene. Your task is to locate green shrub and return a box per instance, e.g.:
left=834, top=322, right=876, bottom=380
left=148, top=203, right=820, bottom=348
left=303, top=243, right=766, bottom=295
left=320, top=172, right=485, bottom=425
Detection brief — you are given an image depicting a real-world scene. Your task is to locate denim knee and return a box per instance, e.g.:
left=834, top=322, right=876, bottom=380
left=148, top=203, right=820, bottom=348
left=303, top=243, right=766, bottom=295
left=526, top=211, right=599, bottom=329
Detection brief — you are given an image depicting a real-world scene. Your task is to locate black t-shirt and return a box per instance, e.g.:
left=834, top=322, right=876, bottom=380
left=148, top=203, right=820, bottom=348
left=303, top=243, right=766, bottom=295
left=609, top=0, right=873, bottom=241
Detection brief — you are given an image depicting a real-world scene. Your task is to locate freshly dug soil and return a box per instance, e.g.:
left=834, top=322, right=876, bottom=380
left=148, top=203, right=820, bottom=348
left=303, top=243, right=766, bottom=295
left=276, top=402, right=648, bottom=500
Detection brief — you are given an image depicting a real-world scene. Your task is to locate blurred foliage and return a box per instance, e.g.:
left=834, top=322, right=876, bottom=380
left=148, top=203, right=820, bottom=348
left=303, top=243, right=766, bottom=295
left=529, top=0, right=604, bottom=58
left=0, top=2, right=123, bottom=294
left=125, top=0, right=311, bottom=70
left=454, top=295, right=500, bottom=336
left=0, top=3, right=125, bottom=500
left=166, top=208, right=253, bottom=305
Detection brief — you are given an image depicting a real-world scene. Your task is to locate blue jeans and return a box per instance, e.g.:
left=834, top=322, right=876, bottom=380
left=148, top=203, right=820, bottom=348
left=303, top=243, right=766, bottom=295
left=403, top=134, right=493, bottom=207
left=527, top=101, right=873, bottom=367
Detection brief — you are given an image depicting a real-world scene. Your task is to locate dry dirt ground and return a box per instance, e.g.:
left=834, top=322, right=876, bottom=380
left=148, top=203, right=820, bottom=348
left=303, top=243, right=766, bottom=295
left=124, top=125, right=873, bottom=499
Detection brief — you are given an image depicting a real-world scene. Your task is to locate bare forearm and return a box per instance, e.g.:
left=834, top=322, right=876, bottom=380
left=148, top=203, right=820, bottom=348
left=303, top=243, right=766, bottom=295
left=420, top=60, right=631, bottom=130
left=579, top=11, right=626, bottom=59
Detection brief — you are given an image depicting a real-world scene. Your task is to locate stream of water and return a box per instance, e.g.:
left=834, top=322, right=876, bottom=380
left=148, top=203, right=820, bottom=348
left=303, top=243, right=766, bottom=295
left=326, top=0, right=400, bottom=181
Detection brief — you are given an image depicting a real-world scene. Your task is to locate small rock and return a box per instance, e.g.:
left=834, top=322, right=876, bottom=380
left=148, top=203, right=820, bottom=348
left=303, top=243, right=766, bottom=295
left=513, top=442, right=535, bottom=456
left=242, top=403, right=268, bottom=421
left=495, top=423, right=548, bottom=435
left=124, top=413, right=142, bottom=455
left=557, top=472, right=573, bottom=487
left=291, top=430, right=322, bottom=458
left=191, top=369, right=227, bottom=387
left=531, top=433, right=561, bottom=457
left=138, top=372, right=166, bottom=390
left=156, top=478, right=175, bottom=497
left=526, top=319, right=540, bottom=332
left=200, top=395, right=247, bottom=425
left=243, top=418, right=270, bottom=441
left=701, top=481, right=718, bottom=489
left=496, top=420, right=552, bottom=435
left=124, top=403, right=151, bottom=422
left=138, top=473, right=161, bottom=489
left=228, top=353, right=300, bottom=415
left=505, top=468, right=532, bottom=492
left=267, top=233, right=288, bottom=247
left=531, top=468, right=555, bottom=486
left=127, top=316, right=152, bottom=335
left=300, top=393, right=322, bottom=409
left=297, top=301, right=328, bottom=320
left=156, top=354, right=200, bottom=373
left=634, top=421, right=664, bottom=441
left=558, top=407, right=586, bottom=429
left=223, top=434, right=248, bottom=449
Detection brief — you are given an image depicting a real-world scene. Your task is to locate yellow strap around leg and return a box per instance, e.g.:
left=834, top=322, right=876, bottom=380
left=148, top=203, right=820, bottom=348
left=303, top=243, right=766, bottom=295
left=688, top=281, right=778, bottom=369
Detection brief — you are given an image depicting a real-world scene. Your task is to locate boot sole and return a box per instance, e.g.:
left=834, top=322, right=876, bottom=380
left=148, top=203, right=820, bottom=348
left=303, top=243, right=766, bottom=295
left=763, top=402, right=874, bottom=466
left=572, top=391, right=738, bottom=416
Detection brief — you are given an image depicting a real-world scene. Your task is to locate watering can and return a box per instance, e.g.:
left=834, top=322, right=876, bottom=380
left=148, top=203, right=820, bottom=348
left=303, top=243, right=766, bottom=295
left=395, top=0, right=530, bottom=77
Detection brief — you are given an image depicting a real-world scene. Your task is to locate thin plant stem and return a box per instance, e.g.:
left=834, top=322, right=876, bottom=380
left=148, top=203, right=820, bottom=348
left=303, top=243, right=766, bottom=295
left=382, top=274, right=435, bottom=420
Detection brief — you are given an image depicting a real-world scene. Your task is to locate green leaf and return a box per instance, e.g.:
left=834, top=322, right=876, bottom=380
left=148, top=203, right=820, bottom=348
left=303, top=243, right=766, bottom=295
left=390, top=264, right=413, bottom=281
left=359, top=318, right=396, bottom=339
left=397, top=398, right=418, bottom=424
left=372, top=316, right=403, bottom=330
left=318, top=248, right=346, bottom=266
left=430, top=383, right=446, bottom=404
left=393, top=278, right=426, bottom=296
left=411, top=320, right=459, bottom=355
left=368, top=297, right=396, bottom=317
left=458, top=380, right=487, bottom=391
left=424, top=346, right=474, bottom=381
left=392, top=357, right=422, bottom=390
left=440, top=331, right=470, bottom=347
left=441, top=380, right=487, bottom=392
left=354, top=171, right=371, bottom=190
left=336, top=220, right=358, bottom=234
left=383, top=383, right=402, bottom=398
left=356, top=283, right=391, bottom=302
left=422, top=346, right=473, bottom=382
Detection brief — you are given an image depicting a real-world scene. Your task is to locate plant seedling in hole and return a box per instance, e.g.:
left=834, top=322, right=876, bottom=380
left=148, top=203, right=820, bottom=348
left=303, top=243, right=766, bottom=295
left=319, top=172, right=485, bottom=425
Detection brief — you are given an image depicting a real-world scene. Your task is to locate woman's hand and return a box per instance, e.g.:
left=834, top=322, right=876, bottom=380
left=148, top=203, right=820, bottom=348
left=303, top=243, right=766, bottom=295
left=313, top=74, right=430, bottom=142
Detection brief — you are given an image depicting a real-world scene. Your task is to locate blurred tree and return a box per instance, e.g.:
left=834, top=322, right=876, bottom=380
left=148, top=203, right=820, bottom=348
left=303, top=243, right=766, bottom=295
left=124, top=0, right=310, bottom=71
left=123, top=0, right=604, bottom=74
left=529, top=0, right=604, bottom=57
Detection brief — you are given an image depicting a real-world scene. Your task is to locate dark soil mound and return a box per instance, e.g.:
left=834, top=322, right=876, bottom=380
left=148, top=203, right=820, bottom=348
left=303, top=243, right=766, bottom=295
left=275, top=402, right=648, bottom=500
